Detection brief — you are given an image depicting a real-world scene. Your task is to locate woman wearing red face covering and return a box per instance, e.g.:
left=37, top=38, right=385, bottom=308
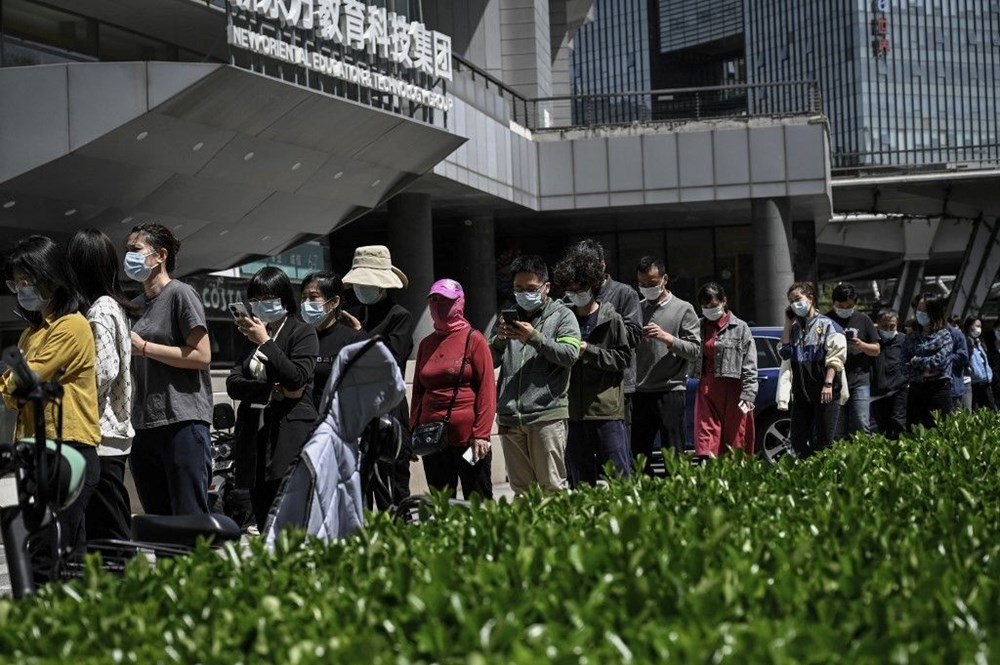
left=411, top=279, right=497, bottom=499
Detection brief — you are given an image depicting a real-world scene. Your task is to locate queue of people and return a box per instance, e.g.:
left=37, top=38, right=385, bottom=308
left=3, top=228, right=998, bottom=559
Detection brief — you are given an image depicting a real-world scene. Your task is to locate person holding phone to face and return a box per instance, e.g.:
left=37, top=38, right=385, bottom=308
left=778, top=281, right=847, bottom=459
left=226, top=267, right=318, bottom=531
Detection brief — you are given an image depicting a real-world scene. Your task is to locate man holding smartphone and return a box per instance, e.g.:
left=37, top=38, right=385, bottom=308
left=827, top=282, right=880, bottom=438
left=489, top=254, right=581, bottom=495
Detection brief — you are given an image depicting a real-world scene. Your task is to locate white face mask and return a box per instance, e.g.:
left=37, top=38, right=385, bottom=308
left=639, top=283, right=662, bottom=301
left=970, top=327, right=982, bottom=339
left=702, top=305, right=725, bottom=321
left=834, top=307, right=855, bottom=319
left=566, top=290, right=593, bottom=309
left=790, top=299, right=811, bottom=318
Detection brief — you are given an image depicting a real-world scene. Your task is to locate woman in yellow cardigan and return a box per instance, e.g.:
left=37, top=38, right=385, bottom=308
left=1, top=235, right=101, bottom=582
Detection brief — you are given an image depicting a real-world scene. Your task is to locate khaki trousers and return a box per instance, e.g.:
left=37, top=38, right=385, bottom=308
left=500, top=420, right=568, bottom=495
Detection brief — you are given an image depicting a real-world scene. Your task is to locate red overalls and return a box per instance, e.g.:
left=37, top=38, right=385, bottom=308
left=694, top=313, right=755, bottom=456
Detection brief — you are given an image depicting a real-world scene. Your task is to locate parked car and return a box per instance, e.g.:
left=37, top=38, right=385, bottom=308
left=684, top=326, right=790, bottom=461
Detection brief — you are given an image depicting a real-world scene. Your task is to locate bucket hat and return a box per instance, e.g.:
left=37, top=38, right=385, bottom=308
left=342, top=245, right=408, bottom=289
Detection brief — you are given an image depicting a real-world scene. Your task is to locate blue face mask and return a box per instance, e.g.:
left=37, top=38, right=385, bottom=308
left=16, top=285, right=48, bottom=312
left=301, top=301, right=329, bottom=326
left=354, top=285, right=383, bottom=305
left=878, top=329, right=897, bottom=341
left=915, top=311, right=931, bottom=327
left=566, top=290, right=592, bottom=309
left=123, top=251, right=153, bottom=282
left=251, top=298, right=286, bottom=323
left=515, top=290, right=544, bottom=312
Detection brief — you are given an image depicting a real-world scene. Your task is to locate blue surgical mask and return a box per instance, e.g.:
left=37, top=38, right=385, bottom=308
left=354, top=285, right=383, bottom=305
left=301, top=301, right=329, bottom=326
left=251, top=298, right=286, bottom=323
left=16, top=285, right=48, bottom=312
left=790, top=299, right=811, bottom=318
left=123, top=251, right=153, bottom=282
left=915, top=311, right=930, bottom=327
left=834, top=307, right=855, bottom=319
left=566, top=290, right=592, bottom=309
left=878, top=329, right=897, bottom=341
left=515, top=290, right=544, bottom=312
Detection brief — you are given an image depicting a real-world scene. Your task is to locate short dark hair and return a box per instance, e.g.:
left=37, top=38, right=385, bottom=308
left=553, top=247, right=604, bottom=292
left=67, top=229, right=142, bottom=318
left=787, top=281, right=817, bottom=303
left=572, top=238, right=605, bottom=264
left=5, top=235, right=84, bottom=327
left=697, top=282, right=727, bottom=308
left=510, top=254, right=549, bottom=283
left=131, top=222, right=181, bottom=273
left=302, top=271, right=344, bottom=301
left=636, top=256, right=666, bottom=276
left=247, top=266, right=299, bottom=316
left=832, top=282, right=858, bottom=303
left=877, top=308, right=899, bottom=322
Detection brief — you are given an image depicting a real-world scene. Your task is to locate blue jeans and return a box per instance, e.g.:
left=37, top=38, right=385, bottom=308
left=566, top=420, right=632, bottom=488
left=840, top=382, right=871, bottom=438
left=131, top=421, right=211, bottom=516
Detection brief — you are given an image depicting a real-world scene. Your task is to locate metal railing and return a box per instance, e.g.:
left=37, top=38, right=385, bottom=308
left=524, top=81, right=823, bottom=132
left=832, top=145, right=1000, bottom=172
left=451, top=53, right=531, bottom=126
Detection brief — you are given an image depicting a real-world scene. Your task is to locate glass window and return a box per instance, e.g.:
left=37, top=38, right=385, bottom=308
left=98, top=24, right=177, bottom=61
left=666, top=228, right=714, bottom=304
left=1, top=0, right=97, bottom=57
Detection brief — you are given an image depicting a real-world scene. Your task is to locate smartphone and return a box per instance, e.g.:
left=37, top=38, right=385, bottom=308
left=845, top=328, right=857, bottom=341
left=229, top=302, right=250, bottom=320
left=500, top=308, right=519, bottom=325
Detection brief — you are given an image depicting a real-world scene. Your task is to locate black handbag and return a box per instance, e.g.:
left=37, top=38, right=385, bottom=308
left=411, top=330, right=473, bottom=457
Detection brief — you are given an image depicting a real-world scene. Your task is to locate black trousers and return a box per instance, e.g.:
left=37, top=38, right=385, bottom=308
left=421, top=447, right=493, bottom=500
left=130, top=421, right=211, bottom=516
left=971, top=383, right=997, bottom=411
left=84, top=454, right=132, bottom=541
left=630, top=390, right=686, bottom=474
left=871, top=389, right=908, bottom=440
left=907, top=379, right=953, bottom=431
left=789, top=398, right=840, bottom=459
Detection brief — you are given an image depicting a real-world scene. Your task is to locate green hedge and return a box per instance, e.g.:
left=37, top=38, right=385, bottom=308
left=2, top=410, right=999, bottom=664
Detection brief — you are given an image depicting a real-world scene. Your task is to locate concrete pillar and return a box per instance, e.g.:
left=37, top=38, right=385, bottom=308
left=752, top=198, right=794, bottom=326
left=456, top=216, right=498, bottom=332
left=387, top=193, right=434, bottom=356
left=792, top=219, right=818, bottom=284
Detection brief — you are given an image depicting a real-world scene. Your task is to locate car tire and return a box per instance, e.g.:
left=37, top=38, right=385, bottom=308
left=755, top=410, right=791, bottom=464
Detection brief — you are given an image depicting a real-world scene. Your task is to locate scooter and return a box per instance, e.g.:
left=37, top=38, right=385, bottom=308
left=0, top=346, right=241, bottom=599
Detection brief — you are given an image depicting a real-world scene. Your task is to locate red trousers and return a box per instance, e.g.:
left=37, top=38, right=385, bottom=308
left=693, top=370, right=755, bottom=456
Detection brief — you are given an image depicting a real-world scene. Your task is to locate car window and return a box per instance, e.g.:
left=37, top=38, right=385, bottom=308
left=753, top=335, right=780, bottom=370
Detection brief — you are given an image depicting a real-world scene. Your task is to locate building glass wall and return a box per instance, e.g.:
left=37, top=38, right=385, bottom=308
left=570, top=0, right=652, bottom=124
left=658, top=0, right=742, bottom=53
left=746, top=0, right=1000, bottom=168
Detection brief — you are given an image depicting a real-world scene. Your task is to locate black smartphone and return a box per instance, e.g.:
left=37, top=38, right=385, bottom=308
left=785, top=306, right=795, bottom=321
left=500, top=308, right=519, bottom=325
left=845, top=328, right=857, bottom=341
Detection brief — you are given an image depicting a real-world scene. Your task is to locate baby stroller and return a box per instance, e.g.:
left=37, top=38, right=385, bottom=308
left=263, top=338, right=406, bottom=547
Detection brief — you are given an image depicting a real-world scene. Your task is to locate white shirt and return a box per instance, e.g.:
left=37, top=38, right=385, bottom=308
left=88, top=296, right=134, bottom=455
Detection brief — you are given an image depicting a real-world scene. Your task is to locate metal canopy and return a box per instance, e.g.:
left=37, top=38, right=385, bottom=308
left=0, top=62, right=465, bottom=275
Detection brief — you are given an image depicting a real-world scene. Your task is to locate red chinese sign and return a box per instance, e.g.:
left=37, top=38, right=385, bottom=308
left=872, top=0, right=890, bottom=57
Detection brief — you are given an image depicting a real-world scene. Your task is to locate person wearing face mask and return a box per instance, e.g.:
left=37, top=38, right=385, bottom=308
left=1, top=235, right=100, bottom=582
left=552, top=247, right=632, bottom=487
left=226, top=267, right=318, bottom=530
left=299, top=271, right=367, bottom=407
left=489, top=254, right=581, bottom=494
left=632, top=256, right=701, bottom=472
left=901, top=293, right=954, bottom=431
left=342, top=245, right=413, bottom=508
left=870, top=309, right=909, bottom=439
left=125, top=223, right=213, bottom=516
left=691, top=282, right=757, bottom=457
left=964, top=317, right=996, bottom=411
left=778, top=281, right=847, bottom=459
left=826, top=283, right=880, bottom=438
left=410, top=279, right=496, bottom=499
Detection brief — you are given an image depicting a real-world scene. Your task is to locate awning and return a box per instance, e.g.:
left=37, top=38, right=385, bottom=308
left=0, top=62, right=465, bottom=275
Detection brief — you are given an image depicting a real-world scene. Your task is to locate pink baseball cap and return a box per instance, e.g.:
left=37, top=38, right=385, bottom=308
left=428, top=278, right=463, bottom=299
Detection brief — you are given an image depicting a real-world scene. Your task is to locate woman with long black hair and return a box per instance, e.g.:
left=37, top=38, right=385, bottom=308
left=67, top=228, right=142, bottom=541
left=903, top=294, right=954, bottom=430
left=125, top=223, right=213, bottom=516
left=227, top=267, right=318, bottom=530
left=1, top=235, right=101, bottom=580
left=299, top=270, right=366, bottom=407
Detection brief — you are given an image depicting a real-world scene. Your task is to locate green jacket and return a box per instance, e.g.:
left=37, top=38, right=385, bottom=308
left=568, top=301, right=629, bottom=421
left=489, top=298, right=581, bottom=426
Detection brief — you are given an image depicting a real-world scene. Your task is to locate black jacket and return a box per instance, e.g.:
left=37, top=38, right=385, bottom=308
left=872, top=333, right=908, bottom=396
left=227, top=316, right=319, bottom=485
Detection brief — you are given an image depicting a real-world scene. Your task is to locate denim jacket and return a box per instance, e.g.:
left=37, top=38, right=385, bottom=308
left=693, top=312, right=758, bottom=403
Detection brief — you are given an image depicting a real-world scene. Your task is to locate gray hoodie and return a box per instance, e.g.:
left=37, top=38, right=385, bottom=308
left=489, top=298, right=581, bottom=426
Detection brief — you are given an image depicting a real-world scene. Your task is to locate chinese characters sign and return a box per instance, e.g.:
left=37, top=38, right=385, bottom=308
left=228, top=0, right=453, bottom=111
left=872, top=0, right=890, bottom=57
